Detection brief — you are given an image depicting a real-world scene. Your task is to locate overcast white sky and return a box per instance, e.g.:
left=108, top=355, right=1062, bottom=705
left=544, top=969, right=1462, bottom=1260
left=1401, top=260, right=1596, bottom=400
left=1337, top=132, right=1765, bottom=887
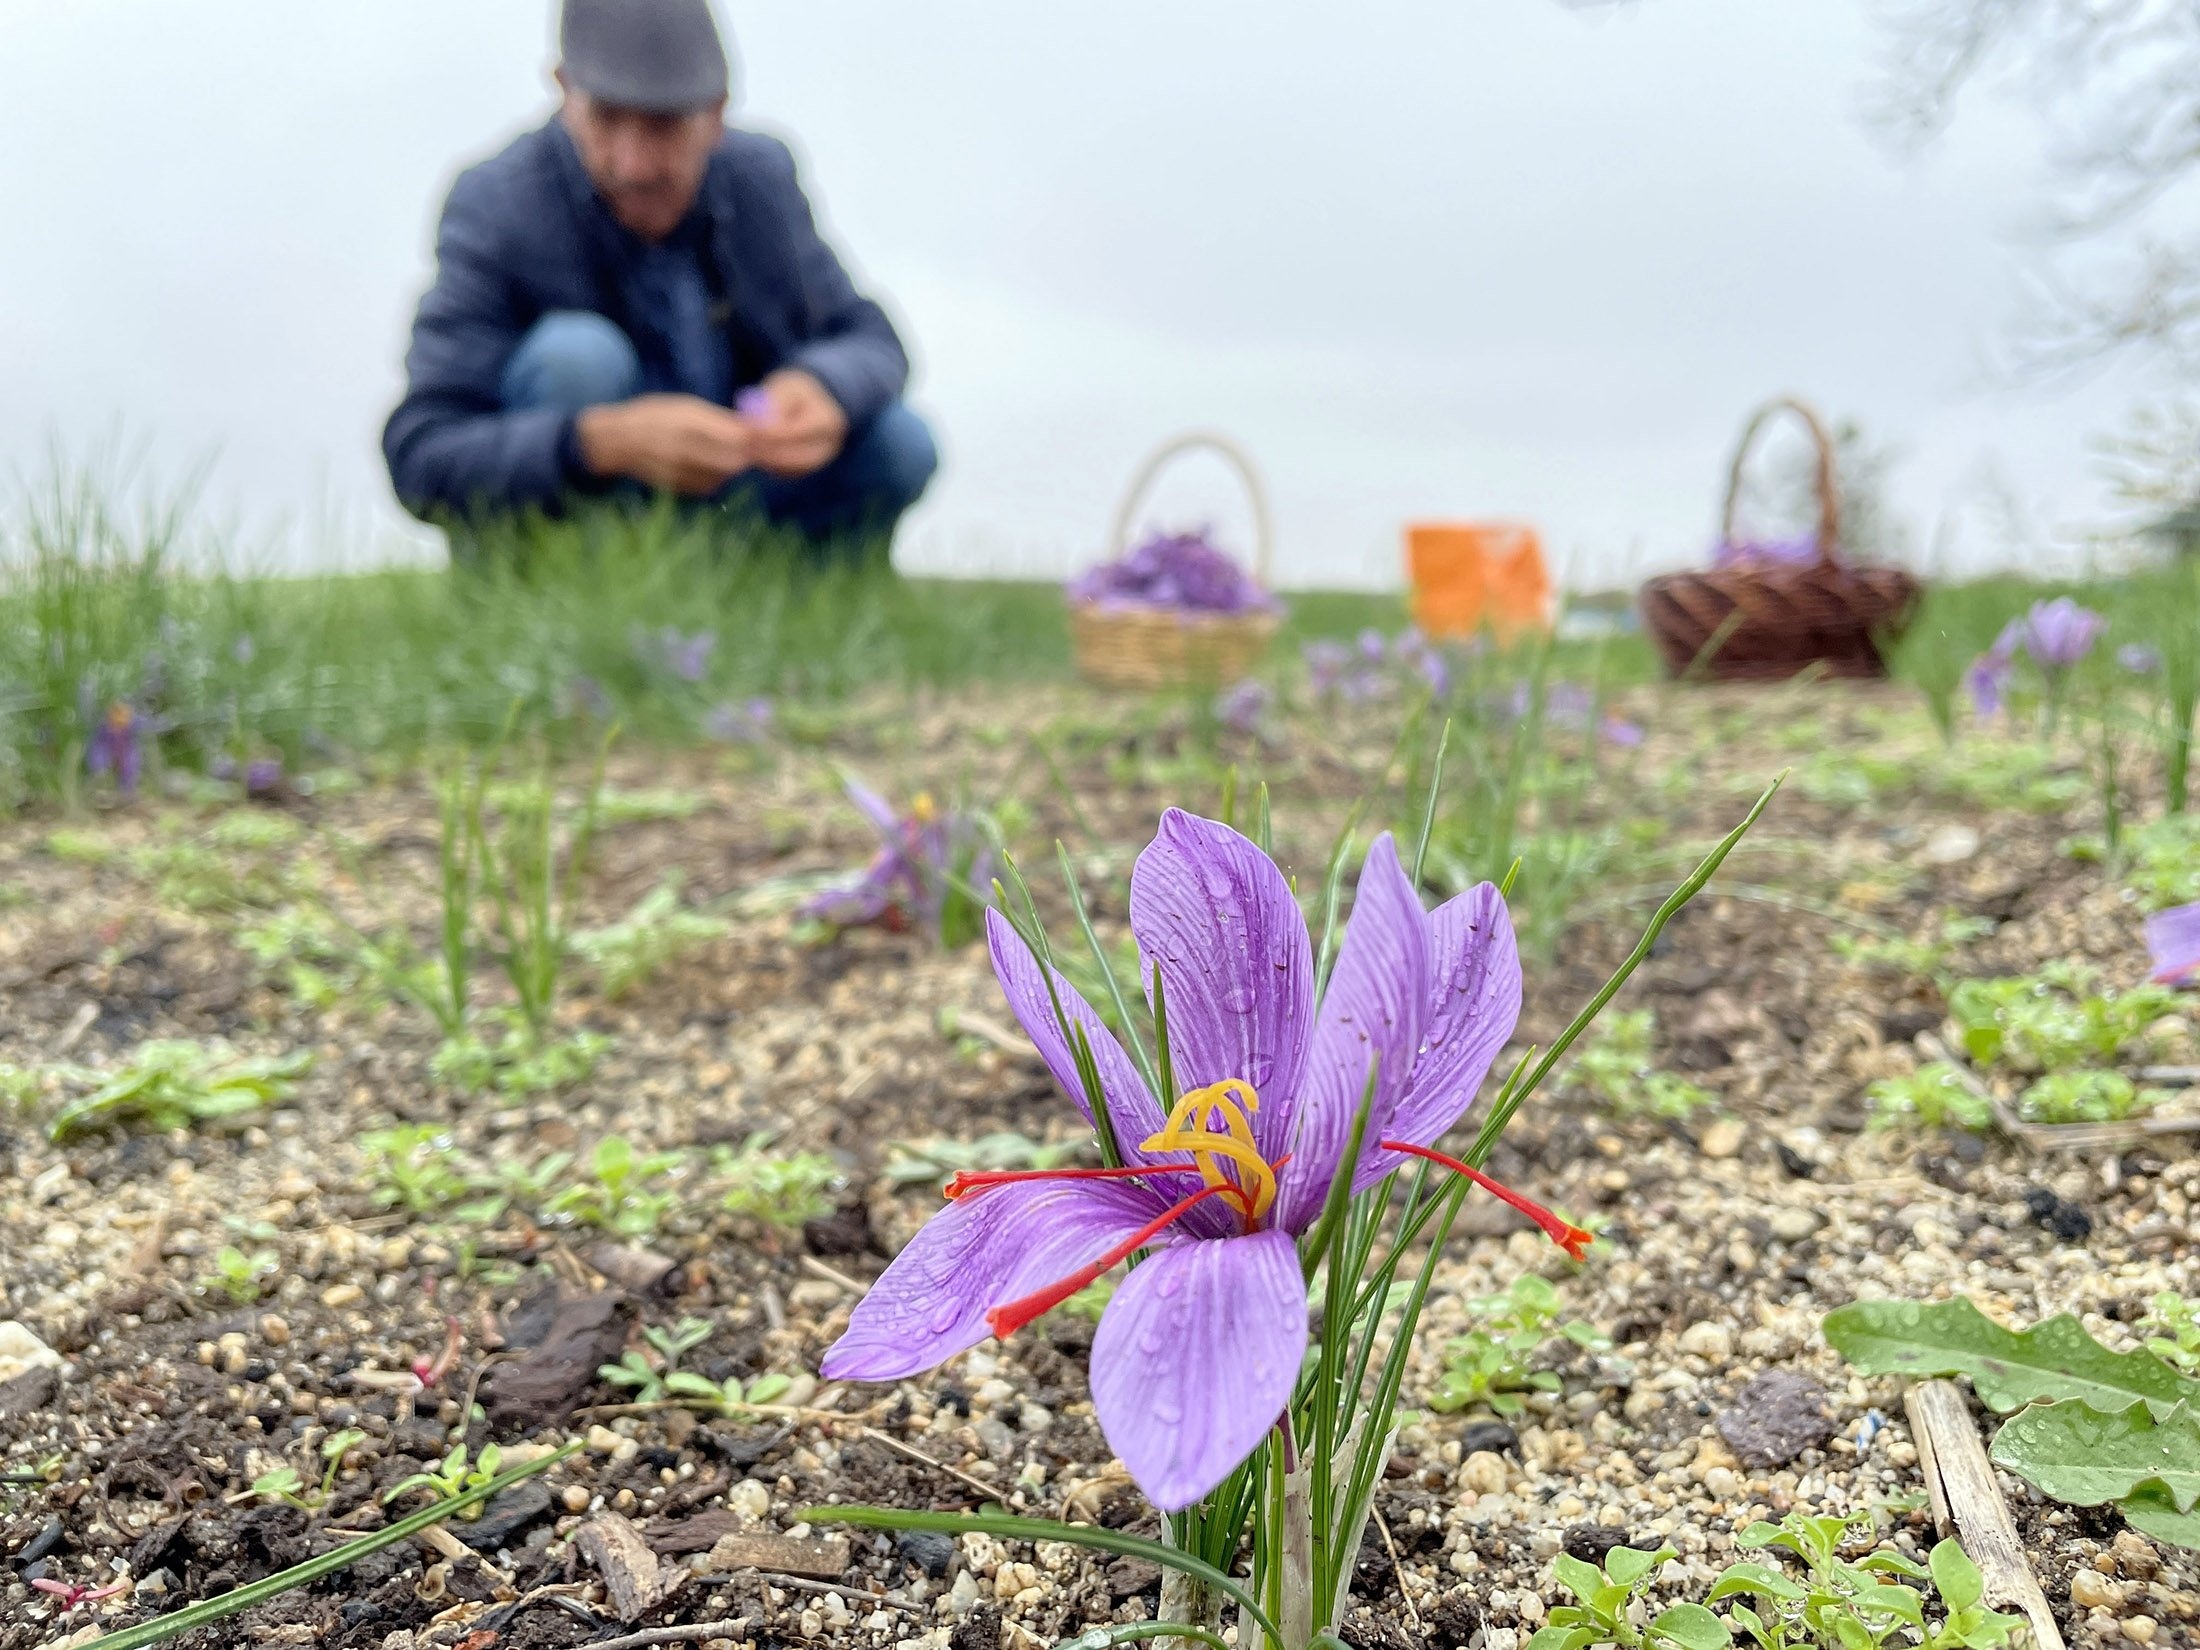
left=0, top=0, right=2158, bottom=588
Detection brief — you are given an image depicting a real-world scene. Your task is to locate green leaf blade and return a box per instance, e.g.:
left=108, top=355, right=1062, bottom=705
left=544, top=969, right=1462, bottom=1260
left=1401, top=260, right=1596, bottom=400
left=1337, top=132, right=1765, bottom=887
left=1987, top=1398, right=2200, bottom=1512
left=1823, top=1297, right=2200, bottom=1418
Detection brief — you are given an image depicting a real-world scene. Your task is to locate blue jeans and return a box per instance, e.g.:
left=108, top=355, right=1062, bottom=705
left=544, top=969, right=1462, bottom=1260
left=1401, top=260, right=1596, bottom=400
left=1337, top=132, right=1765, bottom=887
left=502, top=310, right=938, bottom=544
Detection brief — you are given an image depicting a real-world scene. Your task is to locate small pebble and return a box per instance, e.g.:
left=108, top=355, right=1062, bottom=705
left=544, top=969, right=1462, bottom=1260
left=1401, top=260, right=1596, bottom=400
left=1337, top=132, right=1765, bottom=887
left=728, top=1479, right=771, bottom=1520
left=320, top=1283, right=364, bottom=1309
left=258, top=1315, right=290, bottom=1346
left=2124, top=1615, right=2158, bottom=1645
left=561, top=1484, right=591, bottom=1513
left=1699, top=1119, right=1745, bottom=1160
left=1677, top=1321, right=1732, bottom=1361
left=2069, top=1570, right=2119, bottom=1611
left=1461, top=1451, right=1508, bottom=1495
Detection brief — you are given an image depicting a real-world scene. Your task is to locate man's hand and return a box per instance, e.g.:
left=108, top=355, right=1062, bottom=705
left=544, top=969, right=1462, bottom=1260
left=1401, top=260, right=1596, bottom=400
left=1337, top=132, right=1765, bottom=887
left=575, top=394, right=752, bottom=496
left=740, top=369, right=849, bottom=479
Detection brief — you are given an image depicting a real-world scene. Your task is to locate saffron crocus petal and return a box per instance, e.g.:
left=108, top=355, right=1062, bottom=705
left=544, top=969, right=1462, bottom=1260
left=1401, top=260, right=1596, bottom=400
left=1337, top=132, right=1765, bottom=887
left=1274, top=833, right=1428, bottom=1231
left=2146, top=901, right=2200, bottom=986
left=1129, top=809, right=1314, bottom=1129
left=1357, top=882, right=1522, bottom=1192
left=1089, top=1228, right=1307, bottom=1512
left=821, top=1177, right=1175, bottom=1382
left=844, top=778, right=903, bottom=843
left=984, top=909, right=1179, bottom=1175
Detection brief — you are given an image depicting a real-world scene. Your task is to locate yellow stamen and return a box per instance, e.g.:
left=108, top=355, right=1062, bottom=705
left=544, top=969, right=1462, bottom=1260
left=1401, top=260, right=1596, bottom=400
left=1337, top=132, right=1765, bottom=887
left=1140, top=1079, right=1278, bottom=1224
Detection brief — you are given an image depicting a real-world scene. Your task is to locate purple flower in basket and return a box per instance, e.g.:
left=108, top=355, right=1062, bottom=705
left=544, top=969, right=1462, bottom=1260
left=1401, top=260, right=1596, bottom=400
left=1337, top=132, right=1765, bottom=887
left=819, top=810, right=1585, bottom=1512
left=2017, top=598, right=2105, bottom=673
left=2147, top=901, right=2200, bottom=985
left=1067, top=528, right=1278, bottom=617
left=2119, top=643, right=2164, bottom=677
left=1712, top=534, right=1819, bottom=571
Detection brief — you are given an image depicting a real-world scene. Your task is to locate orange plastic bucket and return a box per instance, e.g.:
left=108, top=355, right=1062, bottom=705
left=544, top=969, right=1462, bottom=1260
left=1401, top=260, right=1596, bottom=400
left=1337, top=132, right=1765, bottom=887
left=1406, top=521, right=1552, bottom=640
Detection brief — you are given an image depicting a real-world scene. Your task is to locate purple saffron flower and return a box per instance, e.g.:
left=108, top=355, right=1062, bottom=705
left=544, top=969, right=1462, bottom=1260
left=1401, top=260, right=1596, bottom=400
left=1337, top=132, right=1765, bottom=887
left=2146, top=902, right=2200, bottom=985
left=1068, top=529, right=1279, bottom=617
left=704, top=697, right=776, bottom=745
left=210, top=754, right=286, bottom=799
left=805, top=780, right=993, bottom=939
left=1600, top=715, right=1645, bottom=748
left=1964, top=653, right=2011, bottom=720
left=1712, top=534, right=1819, bottom=571
left=2018, top=598, right=2105, bottom=672
left=632, top=626, right=717, bottom=684
left=1303, top=641, right=1349, bottom=698
left=1216, top=679, right=1270, bottom=735
left=2119, top=644, right=2164, bottom=677
left=1356, top=628, right=1388, bottom=663
left=86, top=702, right=146, bottom=795
left=820, top=810, right=1577, bottom=1511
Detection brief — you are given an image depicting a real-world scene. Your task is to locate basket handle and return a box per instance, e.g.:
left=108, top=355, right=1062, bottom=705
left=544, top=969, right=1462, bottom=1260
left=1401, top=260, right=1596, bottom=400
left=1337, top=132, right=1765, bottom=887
left=1720, top=395, right=1841, bottom=565
left=1106, top=429, right=1275, bottom=584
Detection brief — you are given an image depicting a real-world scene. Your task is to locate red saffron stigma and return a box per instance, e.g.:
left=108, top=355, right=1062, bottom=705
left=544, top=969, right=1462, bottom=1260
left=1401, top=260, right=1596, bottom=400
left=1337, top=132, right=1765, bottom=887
left=983, top=1182, right=1239, bottom=1340
left=1380, top=1140, right=1594, bottom=1261
left=943, top=1164, right=1201, bottom=1201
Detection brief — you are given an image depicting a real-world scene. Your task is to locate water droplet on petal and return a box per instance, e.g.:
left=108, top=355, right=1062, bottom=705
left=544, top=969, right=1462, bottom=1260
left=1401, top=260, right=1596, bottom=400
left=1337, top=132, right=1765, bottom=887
left=929, top=1305, right=963, bottom=1334
left=1203, top=867, right=1234, bottom=901
left=1222, top=985, right=1257, bottom=1016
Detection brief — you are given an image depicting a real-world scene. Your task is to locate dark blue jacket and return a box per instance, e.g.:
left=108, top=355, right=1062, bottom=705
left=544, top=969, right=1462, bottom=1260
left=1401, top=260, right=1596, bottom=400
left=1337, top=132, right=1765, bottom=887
left=383, top=119, right=909, bottom=519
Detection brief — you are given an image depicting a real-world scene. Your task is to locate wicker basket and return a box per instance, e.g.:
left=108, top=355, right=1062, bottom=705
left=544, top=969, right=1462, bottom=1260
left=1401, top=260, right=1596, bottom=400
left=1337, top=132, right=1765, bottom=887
left=1068, top=431, right=1281, bottom=690
left=1638, top=397, right=1920, bottom=681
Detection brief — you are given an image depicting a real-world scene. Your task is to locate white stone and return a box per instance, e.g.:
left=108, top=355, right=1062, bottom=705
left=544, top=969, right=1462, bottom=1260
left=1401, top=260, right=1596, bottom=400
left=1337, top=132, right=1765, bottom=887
left=0, top=1322, right=61, bottom=1383
left=1677, top=1322, right=1733, bottom=1361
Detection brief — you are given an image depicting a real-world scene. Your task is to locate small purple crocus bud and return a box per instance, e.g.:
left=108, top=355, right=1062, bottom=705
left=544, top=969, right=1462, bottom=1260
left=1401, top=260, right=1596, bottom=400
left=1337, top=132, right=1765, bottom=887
left=1964, top=653, right=2010, bottom=720
left=1216, top=679, right=1271, bottom=734
left=2017, top=597, right=2106, bottom=672
left=2118, top=644, right=2163, bottom=676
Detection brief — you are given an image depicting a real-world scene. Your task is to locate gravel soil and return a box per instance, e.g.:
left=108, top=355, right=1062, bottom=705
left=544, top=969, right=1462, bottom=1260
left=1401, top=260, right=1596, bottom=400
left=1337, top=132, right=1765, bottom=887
left=1, top=681, right=2195, bottom=1650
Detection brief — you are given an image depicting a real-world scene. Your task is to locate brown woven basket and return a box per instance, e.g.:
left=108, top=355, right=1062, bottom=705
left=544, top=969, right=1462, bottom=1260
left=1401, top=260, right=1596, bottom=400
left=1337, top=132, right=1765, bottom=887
left=1639, top=397, right=1920, bottom=681
left=1069, top=431, right=1280, bottom=690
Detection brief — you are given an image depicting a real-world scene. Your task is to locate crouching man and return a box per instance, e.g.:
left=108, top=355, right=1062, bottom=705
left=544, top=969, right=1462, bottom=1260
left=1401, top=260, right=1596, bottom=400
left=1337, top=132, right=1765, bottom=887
left=383, top=0, right=937, bottom=549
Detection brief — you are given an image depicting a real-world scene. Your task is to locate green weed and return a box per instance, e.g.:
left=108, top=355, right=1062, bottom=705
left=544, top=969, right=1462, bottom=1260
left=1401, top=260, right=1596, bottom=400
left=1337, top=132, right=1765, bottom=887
left=47, top=1041, right=310, bottom=1142
left=1428, top=1275, right=1608, bottom=1417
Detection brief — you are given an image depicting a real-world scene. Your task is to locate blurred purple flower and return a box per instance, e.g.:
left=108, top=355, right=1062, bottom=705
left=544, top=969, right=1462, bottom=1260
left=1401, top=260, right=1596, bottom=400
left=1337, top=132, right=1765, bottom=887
left=1600, top=715, right=1646, bottom=748
left=2118, top=643, right=2164, bottom=676
left=1964, top=653, right=2011, bottom=720
left=735, top=385, right=773, bottom=421
left=2146, top=901, right=2200, bottom=985
left=2018, top=598, right=2105, bottom=672
left=565, top=674, right=614, bottom=721
left=1356, top=628, right=1388, bottom=663
left=1303, top=640, right=1349, bottom=697
left=1066, top=529, right=1278, bottom=617
left=86, top=702, right=146, bottom=795
left=704, top=697, right=776, bottom=745
left=632, top=625, right=717, bottom=684
left=1216, top=679, right=1270, bottom=734
left=211, top=754, right=285, bottom=799
left=1712, top=534, right=1819, bottom=571
left=805, top=780, right=994, bottom=942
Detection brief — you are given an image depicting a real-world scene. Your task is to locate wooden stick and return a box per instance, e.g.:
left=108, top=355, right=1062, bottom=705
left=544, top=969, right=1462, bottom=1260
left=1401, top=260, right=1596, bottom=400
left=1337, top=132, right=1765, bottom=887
left=858, top=1425, right=1011, bottom=1503
left=1917, top=1032, right=2200, bottom=1151
left=577, top=1619, right=753, bottom=1650
left=1903, top=1380, right=2064, bottom=1650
